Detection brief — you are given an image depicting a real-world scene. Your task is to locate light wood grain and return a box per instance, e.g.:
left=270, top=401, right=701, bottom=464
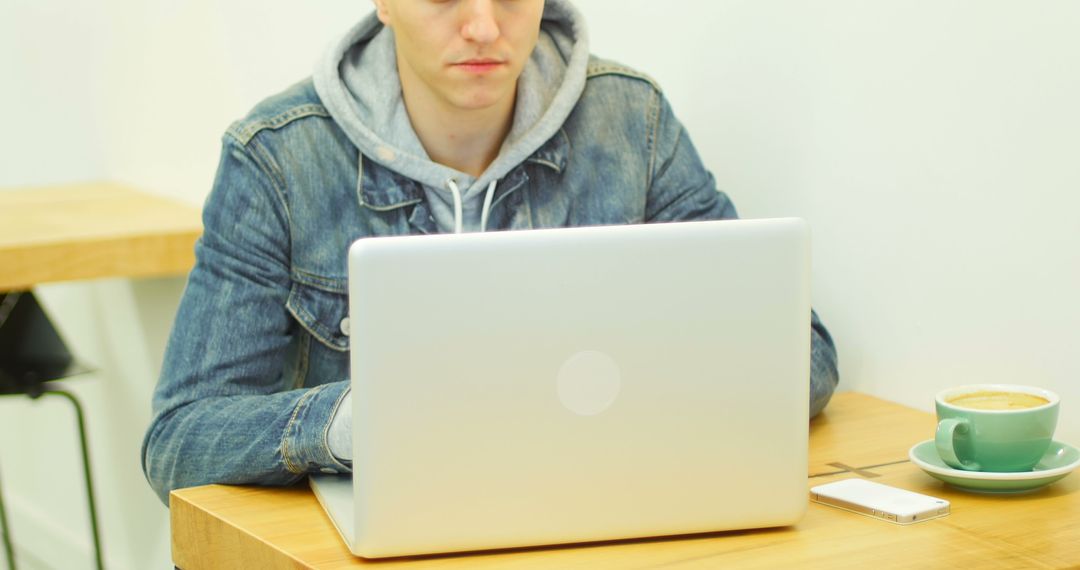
left=808, top=391, right=936, bottom=476
left=172, top=485, right=360, bottom=570
left=0, top=182, right=202, bottom=290
left=806, top=464, right=1080, bottom=569
left=170, top=393, right=1080, bottom=569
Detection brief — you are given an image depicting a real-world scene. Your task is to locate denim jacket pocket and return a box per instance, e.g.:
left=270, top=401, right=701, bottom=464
left=286, top=281, right=350, bottom=352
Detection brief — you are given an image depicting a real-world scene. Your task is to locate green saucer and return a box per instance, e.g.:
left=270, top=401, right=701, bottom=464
left=909, top=439, right=1080, bottom=493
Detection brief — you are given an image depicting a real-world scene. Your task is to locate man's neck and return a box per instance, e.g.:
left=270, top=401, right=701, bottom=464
left=401, top=84, right=516, bottom=179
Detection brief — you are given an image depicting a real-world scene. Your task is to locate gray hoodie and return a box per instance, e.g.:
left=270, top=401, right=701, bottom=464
left=313, top=0, right=590, bottom=234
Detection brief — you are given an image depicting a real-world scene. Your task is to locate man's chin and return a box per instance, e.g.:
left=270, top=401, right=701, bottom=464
left=449, top=90, right=513, bottom=113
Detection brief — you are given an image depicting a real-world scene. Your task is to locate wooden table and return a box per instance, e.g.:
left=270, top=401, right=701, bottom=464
left=170, top=392, right=1080, bottom=569
left=0, top=182, right=202, bottom=291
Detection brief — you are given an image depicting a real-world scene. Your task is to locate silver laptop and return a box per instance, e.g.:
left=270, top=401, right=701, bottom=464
left=311, top=218, right=811, bottom=559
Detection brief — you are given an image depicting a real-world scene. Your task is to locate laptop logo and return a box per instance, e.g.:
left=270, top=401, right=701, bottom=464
left=556, top=350, right=621, bottom=416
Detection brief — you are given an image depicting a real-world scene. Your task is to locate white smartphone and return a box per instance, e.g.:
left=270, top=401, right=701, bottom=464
left=810, top=478, right=950, bottom=525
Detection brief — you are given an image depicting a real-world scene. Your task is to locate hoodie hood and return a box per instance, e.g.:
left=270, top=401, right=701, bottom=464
left=314, top=0, right=589, bottom=232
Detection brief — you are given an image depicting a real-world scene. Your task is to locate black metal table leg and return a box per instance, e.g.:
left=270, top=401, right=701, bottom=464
left=38, top=389, right=105, bottom=570
left=0, top=467, right=16, bottom=570
left=1, top=291, right=103, bottom=569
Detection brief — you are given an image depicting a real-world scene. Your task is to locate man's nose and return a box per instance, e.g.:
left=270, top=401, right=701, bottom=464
left=460, top=0, right=500, bottom=44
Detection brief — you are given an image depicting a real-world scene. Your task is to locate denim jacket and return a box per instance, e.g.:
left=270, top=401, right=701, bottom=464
left=141, top=56, right=839, bottom=505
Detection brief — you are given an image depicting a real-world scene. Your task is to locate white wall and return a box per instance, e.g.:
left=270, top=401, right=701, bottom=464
left=2, top=1, right=1078, bottom=568
left=580, top=0, right=1080, bottom=430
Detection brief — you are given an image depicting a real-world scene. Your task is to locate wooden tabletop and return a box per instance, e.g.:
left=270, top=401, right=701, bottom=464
left=0, top=182, right=202, bottom=291
left=170, top=393, right=1080, bottom=569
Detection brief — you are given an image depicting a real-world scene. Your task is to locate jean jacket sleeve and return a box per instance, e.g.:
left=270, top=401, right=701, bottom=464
left=141, top=134, right=351, bottom=505
left=643, top=91, right=839, bottom=418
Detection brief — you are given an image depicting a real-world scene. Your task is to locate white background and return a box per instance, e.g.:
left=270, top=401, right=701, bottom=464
left=2, top=1, right=1078, bottom=568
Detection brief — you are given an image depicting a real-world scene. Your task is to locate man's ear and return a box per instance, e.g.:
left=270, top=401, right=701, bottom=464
left=372, top=0, right=392, bottom=26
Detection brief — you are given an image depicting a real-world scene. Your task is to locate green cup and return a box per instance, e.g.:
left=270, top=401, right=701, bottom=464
left=935, top=384, right=1059, bottom=472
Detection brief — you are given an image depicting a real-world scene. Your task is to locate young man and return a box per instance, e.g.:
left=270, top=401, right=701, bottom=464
left=141, top=0, right=839, bottom=505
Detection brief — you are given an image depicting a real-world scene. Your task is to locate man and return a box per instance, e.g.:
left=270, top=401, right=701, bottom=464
left=141, top=0, right=839, bottom=505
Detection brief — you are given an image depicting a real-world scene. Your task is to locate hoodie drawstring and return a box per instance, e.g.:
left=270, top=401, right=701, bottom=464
left=479, top=179, right=497, bottom=232
left=445, top=178, right=465, bottom=234
left=446, top=178, right=498, bottom=234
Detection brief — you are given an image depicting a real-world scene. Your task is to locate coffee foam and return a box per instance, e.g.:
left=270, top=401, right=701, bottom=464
left=947, top=390, right=1050, bottom=411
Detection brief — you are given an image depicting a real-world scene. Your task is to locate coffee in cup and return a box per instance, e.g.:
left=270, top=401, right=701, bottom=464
left=946, top=390, right=1050, bottom=411
left=935, top=384, right=1059, bottom=472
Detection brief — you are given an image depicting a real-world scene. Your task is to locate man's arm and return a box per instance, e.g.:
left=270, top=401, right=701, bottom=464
left=643, top=91, right=839, bottom=417
left=140, top=135, right=350, bottom=505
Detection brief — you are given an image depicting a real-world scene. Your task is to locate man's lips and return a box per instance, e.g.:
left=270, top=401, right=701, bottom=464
left=451, top=58, right=507, bottom=74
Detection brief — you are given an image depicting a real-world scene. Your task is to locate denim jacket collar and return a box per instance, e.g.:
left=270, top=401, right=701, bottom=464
left=356, top=128, right=569, bottom=214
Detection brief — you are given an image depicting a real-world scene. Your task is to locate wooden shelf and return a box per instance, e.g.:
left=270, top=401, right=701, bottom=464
left=0, top=182, right=203, bottom=291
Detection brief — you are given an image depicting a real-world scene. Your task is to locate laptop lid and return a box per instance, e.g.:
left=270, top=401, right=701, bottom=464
left=313, top=218, right=810, bottom=558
